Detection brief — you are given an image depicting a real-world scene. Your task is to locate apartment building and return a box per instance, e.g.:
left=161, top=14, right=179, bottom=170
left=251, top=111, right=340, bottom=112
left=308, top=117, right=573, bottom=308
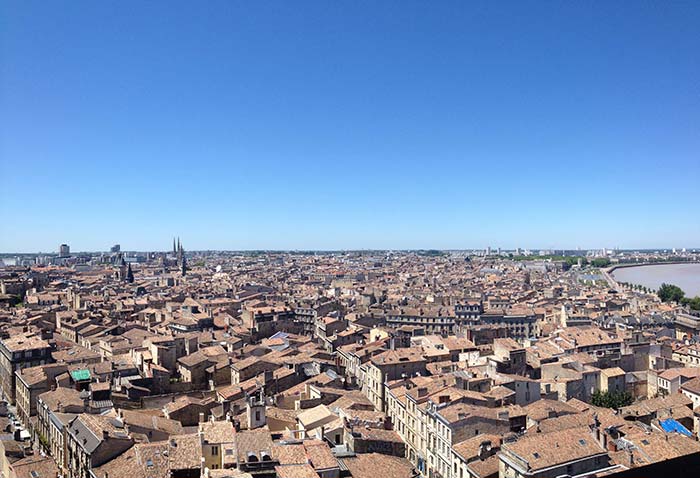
left=385, top=374, right=516, bottom=478
left=552, top=326, right=623, bottom=358
left=386, top=376, right=453, bottom=474
left=672, top=343, right=700, bottom=366
left=65, top=414, right=134, bottom=478
left=295, top=299, right=343, bottom=336
left=479, top=311, right=539, bottom=340
left=200, top=419, right=236, bottom=471
left=364, top=349, right=427, bottom=411
left=680, top=377, right=700, bottom=410
left=385, top=307, right=457, bottom=335
left=454, top=300, right=483, bottom=330
left=36, top=387, right=86, bottom=476
left=242, top=304, right=296, bottom=339
left=654, top=367, right=700, bottom=396
left=499, top=426, right=611, bottom=478
left=14, top=363, right=67, bottom=428
left=424, top=402, right=513, bottom=478
left=0, top=333, right=53, bottom=404
left=451, top=434, right=500, bottom=478
left=488, top=339, right=527, bottom=376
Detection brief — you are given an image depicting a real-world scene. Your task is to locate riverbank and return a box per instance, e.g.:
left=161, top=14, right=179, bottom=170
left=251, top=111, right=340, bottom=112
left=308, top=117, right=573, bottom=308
left=608, top=260, right=700, bottom=274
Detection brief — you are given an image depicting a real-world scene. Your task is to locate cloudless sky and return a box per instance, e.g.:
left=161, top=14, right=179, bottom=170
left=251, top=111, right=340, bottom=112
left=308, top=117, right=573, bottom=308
left=1, top=1, right=699, bottom=252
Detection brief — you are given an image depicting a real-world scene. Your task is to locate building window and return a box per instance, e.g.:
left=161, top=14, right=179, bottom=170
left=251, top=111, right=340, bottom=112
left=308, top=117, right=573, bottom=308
left=211, top=446, right=219, bottom=455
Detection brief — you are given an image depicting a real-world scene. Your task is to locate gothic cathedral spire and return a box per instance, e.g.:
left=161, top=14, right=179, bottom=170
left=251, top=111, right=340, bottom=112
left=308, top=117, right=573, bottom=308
left=126, top=263, right=134, bottom=283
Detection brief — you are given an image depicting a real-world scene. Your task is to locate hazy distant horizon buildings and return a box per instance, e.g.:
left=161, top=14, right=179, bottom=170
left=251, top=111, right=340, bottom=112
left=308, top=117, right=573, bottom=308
left=1, top=244, right=700, bottom=256
left=58, top=244, right=70, bottom=258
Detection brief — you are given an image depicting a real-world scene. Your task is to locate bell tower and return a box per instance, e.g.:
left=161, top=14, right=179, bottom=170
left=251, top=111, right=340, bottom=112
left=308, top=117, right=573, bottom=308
left=246, top=389, right=266, bottom=429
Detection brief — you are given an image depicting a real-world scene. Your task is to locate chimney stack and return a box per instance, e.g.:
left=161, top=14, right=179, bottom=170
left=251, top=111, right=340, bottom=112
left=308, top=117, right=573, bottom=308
left=478, top=440, right=492, bottom=460
left=383, top=416, right=392, bottom=430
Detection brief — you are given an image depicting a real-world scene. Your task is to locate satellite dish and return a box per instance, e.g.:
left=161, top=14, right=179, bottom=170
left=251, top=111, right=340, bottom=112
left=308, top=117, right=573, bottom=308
left=215, top=265, right=222, bottom=273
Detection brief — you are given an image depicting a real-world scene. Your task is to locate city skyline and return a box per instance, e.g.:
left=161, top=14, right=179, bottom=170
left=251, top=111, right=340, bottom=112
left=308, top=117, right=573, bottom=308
left=2, top=1, right=699, bottom=251
left=2, top=243, right=700, bottom=256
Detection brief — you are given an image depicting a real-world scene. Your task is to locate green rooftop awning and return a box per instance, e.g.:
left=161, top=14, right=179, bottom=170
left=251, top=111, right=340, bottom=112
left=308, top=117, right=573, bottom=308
left=70, top=369, right=91, bottom=381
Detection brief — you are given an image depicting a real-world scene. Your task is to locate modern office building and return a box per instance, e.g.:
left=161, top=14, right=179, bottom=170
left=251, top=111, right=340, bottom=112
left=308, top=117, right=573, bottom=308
left=58, top=244, right=70, bottom=258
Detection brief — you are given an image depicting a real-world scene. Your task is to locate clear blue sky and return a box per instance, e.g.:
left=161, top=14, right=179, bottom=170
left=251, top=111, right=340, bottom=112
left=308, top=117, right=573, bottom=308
left=1, top=1, right=699, bottom=252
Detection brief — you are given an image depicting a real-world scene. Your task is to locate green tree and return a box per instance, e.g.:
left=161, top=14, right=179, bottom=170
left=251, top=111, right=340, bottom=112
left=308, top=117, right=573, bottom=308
left=681, top=296, right=700, bottom=311
left=591, top=390, right=633, bottom=409
left=591, top=258, right=611, bottom=268
left=691, top=297, right=700, bottom=311
left=658, top=283, right=685, bottom=303
left=564, top=257, right=587, bottom=267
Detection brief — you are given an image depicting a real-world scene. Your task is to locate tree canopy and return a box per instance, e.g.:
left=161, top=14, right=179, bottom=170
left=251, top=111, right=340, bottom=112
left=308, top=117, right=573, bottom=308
left=658, top=283, right=685, bottom=303
left=509, top=255, right=587, bottom=266
left=590, top=258, right=611, bottom=268
left=591, top=390, right=633, bottom=409
left=681, top=296, right=700, bottom=311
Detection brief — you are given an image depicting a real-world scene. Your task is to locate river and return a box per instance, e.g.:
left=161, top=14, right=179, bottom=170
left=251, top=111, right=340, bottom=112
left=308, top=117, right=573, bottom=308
left=612, top=263, right=700, bottom=297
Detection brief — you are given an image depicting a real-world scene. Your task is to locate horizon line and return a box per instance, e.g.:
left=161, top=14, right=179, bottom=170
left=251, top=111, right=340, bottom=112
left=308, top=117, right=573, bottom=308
left=3, top=247, right=700, bottom=255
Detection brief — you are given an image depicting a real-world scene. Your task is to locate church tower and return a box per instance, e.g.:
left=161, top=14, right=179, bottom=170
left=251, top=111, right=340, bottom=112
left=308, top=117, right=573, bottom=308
left=126, top=263, right=134, bottom=283
left=560, top=304, right=568, bottom=328
left=246, top=389, right=266, bottom=429
left=117, top=254, right=127, bottom=281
